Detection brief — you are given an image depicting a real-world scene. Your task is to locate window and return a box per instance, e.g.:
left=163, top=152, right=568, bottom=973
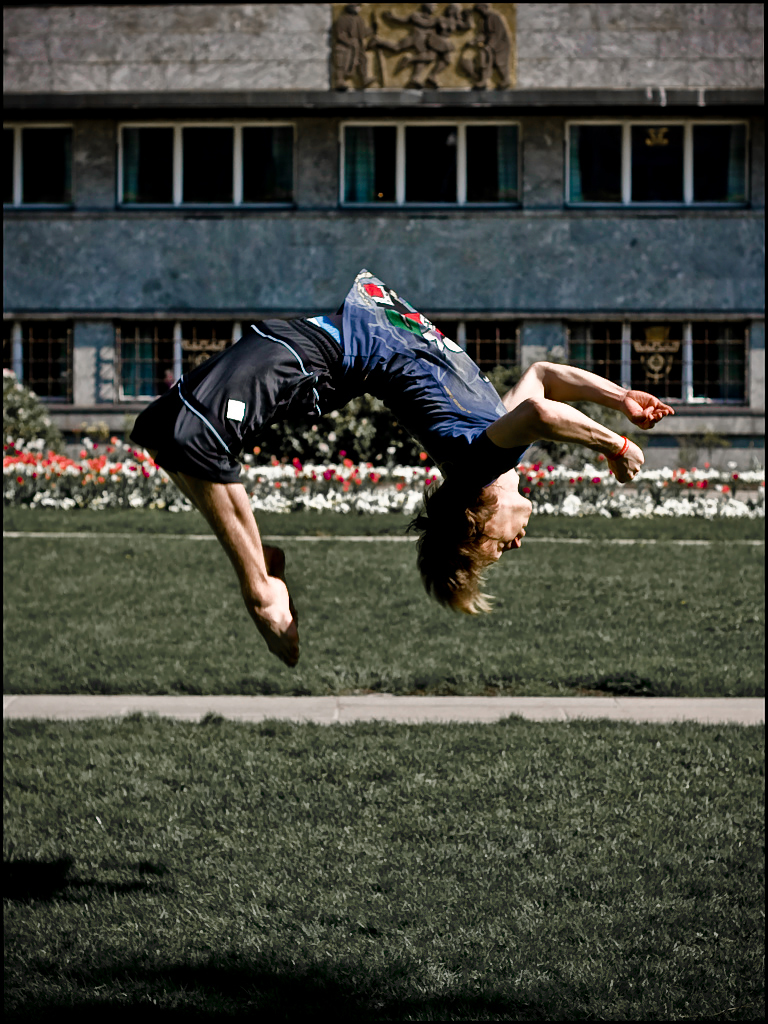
left=341, top=122, right=520, bottom=205
left=3, top=126, right=73, bottom=206
left=117, top=322, right=176, bottom=400
left=119, top=124, right=294, bottom=206
left=116, top=321, right=240, bottom=400
left=568, top=321, right=747, bottom=404
left=567, top=122, right=748, bottom=205
left=430, top=319, right=520, bottom=370
left=2, top=321, right=72, bottom=400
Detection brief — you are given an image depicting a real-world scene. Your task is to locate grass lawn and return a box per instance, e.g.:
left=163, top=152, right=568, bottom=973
left=3, top=510, right=764, bottom=697
left=4, top=715, right=764, bottom=1022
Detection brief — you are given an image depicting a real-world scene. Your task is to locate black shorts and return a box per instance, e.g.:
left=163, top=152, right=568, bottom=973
left=130, top=318, right=344, bottom=484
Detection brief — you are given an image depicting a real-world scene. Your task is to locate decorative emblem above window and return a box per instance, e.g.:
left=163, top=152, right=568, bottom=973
left=331, top=3, right=516, bottom=91
left=632, top=326, right=681, bottom=384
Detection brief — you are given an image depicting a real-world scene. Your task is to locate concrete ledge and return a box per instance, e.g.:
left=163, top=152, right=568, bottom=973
left=3, top=695, right=764, bottom=726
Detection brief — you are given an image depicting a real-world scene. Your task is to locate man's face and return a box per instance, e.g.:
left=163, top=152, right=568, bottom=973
left=480, top=470, right=532, bottom=561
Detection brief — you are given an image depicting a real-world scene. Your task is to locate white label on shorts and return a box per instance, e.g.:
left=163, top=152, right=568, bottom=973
left=226, top=399, right=246, bottom=422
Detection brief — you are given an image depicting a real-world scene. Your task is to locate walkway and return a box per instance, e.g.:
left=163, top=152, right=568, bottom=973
left=3, top=695, right=764, bottom=725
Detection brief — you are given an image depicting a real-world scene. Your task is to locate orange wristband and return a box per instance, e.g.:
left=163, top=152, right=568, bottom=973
left=606, top=436, right=629, bottom=460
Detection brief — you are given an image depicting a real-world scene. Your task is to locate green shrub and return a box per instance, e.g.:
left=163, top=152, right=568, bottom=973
left=3, top=371, right=63, bottom=452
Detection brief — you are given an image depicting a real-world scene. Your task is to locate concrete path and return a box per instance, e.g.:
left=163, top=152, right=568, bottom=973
left=3, top=694, right=764, bottom=726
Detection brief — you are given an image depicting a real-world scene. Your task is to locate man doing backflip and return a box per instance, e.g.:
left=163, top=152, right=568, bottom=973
left=131, top=270, right=673, bottom=667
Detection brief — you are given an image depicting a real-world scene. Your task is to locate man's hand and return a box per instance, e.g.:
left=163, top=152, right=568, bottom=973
left=245, top=575, right=300, bottom=668
left=610, top=437, right=644, bottom=483
left=622, top=390, right=675, bottom=430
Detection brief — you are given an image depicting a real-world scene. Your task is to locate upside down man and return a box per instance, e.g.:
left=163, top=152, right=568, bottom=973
left=131, top=270, right=673, bottom=667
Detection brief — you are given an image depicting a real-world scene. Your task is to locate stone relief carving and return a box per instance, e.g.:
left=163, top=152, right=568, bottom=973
left=331, top=3, right=516, bottom=91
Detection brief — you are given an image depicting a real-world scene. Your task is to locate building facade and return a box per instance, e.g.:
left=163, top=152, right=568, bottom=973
left=3, top=3, right=765, bottom=467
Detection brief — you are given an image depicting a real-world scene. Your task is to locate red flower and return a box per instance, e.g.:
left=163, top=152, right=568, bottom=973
left=732, top=473, right=739, bottom=480
left=522, top=486, right=531, bottom=494
left=16, top=475, right=23, bottom=484
left=339, top=450, right=347, bottom=458
left=343, top=458, right=354, bottom=468
left=396, top=482, right=405, bottom=491
left=419, top=451, right=428, bottom=461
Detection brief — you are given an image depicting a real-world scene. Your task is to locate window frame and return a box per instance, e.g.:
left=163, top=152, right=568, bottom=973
left=565, top=119, right=750, bottom=208
left=566, top=318, right=750, bottom=406
left=4, top=319, right=74, bottom=402
left=339, top=119, right=522, bottom=208
left=115, top=319, right=242, bottom=401
left=3, top=122, right=75, bottom=208
left=116, top=121, right=296, bottom=208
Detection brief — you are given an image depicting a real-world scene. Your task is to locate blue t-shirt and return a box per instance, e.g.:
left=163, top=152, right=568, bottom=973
left=328, top=269, right=527, bottom=484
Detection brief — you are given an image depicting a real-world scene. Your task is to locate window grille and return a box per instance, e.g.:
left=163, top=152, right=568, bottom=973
left=567, top=121, right=748, bottom=206
left=2, top=321, right=72, bottom=400
left=117, top=322, right=175, bottom=399
left=3, top=125, right=73, bottom=206
left=116, top=321, right=240, bottom=400
left=118, top=124, right=294, bottom=206
left=431, top=319, right=519, bottom=370
left=341, top=122, right=520, bottom=206
left=567, top=321, right=748, bottom=405
left=180, top=321, right=237, bottom=375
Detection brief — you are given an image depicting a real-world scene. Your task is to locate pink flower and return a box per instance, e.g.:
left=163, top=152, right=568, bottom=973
left=339, top=450, right=347, bottom=458
left=732, top=473, right=739, bottom=480
left=323, top=469, right=333, bottom=481
left=592, top=477, right=601, bottom=484
left=547, top=465, right=554, bottom=471
left=419, top=452, right=428, bottom=461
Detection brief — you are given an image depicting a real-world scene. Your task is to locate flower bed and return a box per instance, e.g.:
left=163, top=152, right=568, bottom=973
left=3, top=437, right=765, bottom=519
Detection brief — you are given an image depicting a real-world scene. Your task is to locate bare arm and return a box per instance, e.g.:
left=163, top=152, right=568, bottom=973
left=488, top=362, right=674, bottom=483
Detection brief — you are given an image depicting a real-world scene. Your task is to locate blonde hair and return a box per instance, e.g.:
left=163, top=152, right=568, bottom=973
left=408, top=479, right=499, bottom=614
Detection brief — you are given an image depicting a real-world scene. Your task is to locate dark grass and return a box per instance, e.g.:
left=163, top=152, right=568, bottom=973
left=4, top=504, right=766, bottom=539
left=3, top=513, right=764, bottom=697
left=4, top=715, right=764, bottom=1022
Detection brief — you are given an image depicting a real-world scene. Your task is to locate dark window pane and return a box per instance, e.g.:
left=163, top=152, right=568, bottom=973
left=691, top=322, right=746, bottom=403
left=4, top=129, right=15, bottom=204
left=119, top=322, right=175, bottom=398
left=22, top=127, right=72, bottom=204
left=568, top=323, right=622, bottom=380
left=344, top=126, right=396, bottom=202
left=122, top=127, right=173, bottom=204
left=182, top=128, right=233, bottom=203
left=693, top=125, right=747, bottom=203
left=180, top=321, right=234, bottom=375
left=466, top=125, right=518, bottom=203
left=569, top=125, right=622, bottom=202
left=630, top=322, right=683, bottom=400
left=21, top=322, right=72, bottom=400
left=631, top=125, right=683, bottom=202
left=242, top=127, right=293, bottom=203
left=405, top=126, right=457, bottom=203
left=464, top=321, right=518, bottom=369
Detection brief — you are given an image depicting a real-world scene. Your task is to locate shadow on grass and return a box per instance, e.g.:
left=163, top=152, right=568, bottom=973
left=5, top=957, right=548, bottom=1022
left=3, top=857, right=173, bottom=903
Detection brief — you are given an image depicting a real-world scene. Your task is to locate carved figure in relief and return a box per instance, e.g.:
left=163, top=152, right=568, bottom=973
left=461, top=2, right=511, bottom=89
left=332, top=3, right=375, bottom=90
left=372, top=3, right=471, bottom=89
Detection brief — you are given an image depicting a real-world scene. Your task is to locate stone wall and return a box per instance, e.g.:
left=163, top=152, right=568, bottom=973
left=4, top=207, right=763, bottom=316
left=3, top=3, right=764, bottom=95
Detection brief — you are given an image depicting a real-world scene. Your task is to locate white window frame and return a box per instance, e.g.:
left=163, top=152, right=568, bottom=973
left=117, top=121, right=296, bottom=208
left=569, top=319, right=749, bottom=406
left=565, top=119, right=750, bottom=207
left=3, top=122, right=74, bottom=208
left=339, top=120, right=522, bottom=207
